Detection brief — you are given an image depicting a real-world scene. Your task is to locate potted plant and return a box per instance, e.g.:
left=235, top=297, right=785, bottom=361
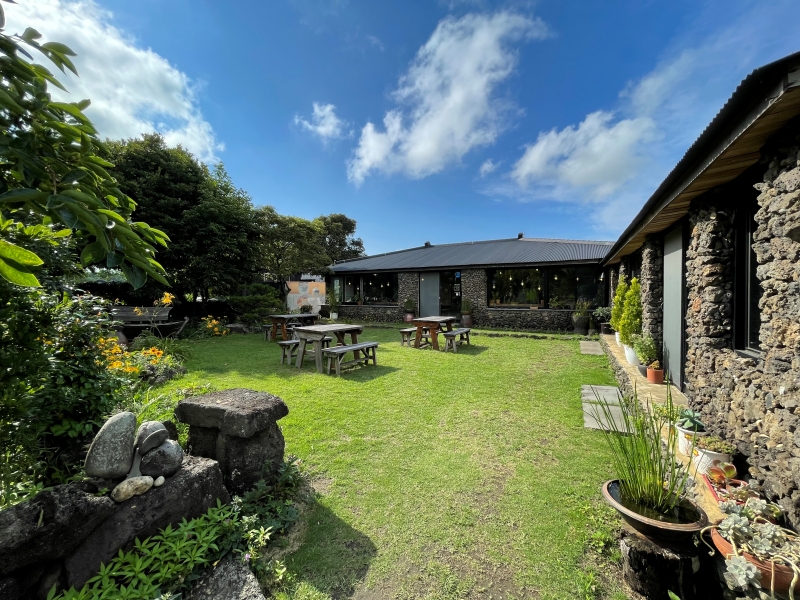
left=701, top=498, right=795, bottom=597
left=572, top=299, right=591, bottom=334
left=327, top=289, right=339, bottom=321
left=702, top=461, right=755, bottom=505
left=674, top=409, right=707, bottom=456
left=352, top=290, right=362, bottom=306
left=609, top=276, right=628, bottom=346
left=692, top=435, right=736, bottom=475
left=630, top=334, right=654, bottom=377
left=460, top=298, right=473, bottom=328
left=402, top=298, right=415, bottom=323
left=647, top=360, right=664, bottom=384
left=593, top=306, right=613, bottom=335
left=491, top=291, right=500, bottom=306
left=588, top=385, right=708, bottom=541
left=618, top=278, right=642, bottom=365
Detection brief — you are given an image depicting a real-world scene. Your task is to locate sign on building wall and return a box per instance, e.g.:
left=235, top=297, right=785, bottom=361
left=286, top=281, right=326, bottom=313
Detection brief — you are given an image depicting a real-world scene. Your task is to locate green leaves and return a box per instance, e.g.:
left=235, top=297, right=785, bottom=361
left=0, top=239, right=43, bottom=286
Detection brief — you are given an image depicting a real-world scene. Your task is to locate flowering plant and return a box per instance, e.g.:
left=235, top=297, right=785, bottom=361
left=200, top=315, right=228, bottom=337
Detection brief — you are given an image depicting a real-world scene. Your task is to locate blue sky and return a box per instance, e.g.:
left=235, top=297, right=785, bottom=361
left=8, top=1, right=800, bottom=254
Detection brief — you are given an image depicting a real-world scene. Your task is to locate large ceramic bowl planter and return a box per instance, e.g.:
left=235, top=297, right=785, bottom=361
left=692, top=446, right=732, bottom=476
left=624, top=345, right=641, bottom=366
left=602, top=480, right=708, bottom=541
left=710, top=529, right=800, bottom=595
left=675, top=425, right=708, bottom=456
left=573, top=315, right=590, bottom=335
left=601, top=323, right=613, bottom=335
left=461, top=313, right=473, bottom=328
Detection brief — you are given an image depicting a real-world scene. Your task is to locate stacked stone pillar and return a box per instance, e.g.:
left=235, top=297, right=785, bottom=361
left=640, top=235, right=665, bottom=360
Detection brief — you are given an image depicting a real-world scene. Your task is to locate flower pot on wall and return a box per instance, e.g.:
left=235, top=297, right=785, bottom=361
left=692, top=447, right=732, bottom=476
left=615, top=331, right=621, bottom=345
left=674, top=426, right=708, bottom=456
left=647, top=368, right=664, bottom=384
left=623, top=345, right=640, bottom=366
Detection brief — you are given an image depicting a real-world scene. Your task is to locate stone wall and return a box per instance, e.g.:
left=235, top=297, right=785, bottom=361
left=640, top=234, right=665, bottom=360
left=338, top=304, right=403, bottom=322
left=681, top=133, right=800, bottom=527
left=461, top=268, right=488, bottom=322
left=398, top=272, right=419, bottom=312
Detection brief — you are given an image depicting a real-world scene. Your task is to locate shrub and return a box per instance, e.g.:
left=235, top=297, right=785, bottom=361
left=609, top=276, right=628, bottom=331
left=226, top=284, right=283, bottom=327
left=130, top=331, right=191, bottom=362
left=618, top=277, right=642, bottom=346
left=593, top=306, right=612, bottom=323
left=632, top=334, right=658, bottom=365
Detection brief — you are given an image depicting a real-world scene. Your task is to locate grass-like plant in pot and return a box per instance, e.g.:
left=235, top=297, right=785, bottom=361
left=460, top=298, right=473, bottom=327
left=588, top=384, right=708, bottom=540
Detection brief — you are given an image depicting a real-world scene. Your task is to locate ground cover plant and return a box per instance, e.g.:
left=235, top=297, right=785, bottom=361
left=160, top=327, right=628, bottom=599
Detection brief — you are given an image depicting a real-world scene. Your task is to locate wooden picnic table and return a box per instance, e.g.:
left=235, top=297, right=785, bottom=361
left=294, top=323, right=364, bottom=373
left=267, top=313, right=319, bottom=341
left=412, top=316, right=456, bottom=351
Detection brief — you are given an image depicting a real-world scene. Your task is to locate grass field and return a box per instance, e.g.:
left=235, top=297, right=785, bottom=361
left=160, top=326, right=628, bottom=600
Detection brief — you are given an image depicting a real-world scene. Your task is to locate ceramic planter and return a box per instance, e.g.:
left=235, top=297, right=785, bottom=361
left=623, top=344, right=641, bottom=366
left=711, top=529, right=800, bottom=595
left=330, top=312, right=338, bottom=320
left=647, top=368, right=664, bottom=384
left=692, top=446, right=732, bottom=476
left=675, top=425, right=709, bottom=456
left=615, top=331, right=621, bottom=345
left=602, top=480, right=708, bottom=541
left=702, top=474, right=749, bottom=504
left=403, top=311, right=414, bottom=323
left=600, top=323, right=613, bottom=335
left=572, top=315, right=590, bottom=335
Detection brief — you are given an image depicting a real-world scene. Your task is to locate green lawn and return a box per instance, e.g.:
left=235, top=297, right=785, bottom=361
left=162, top=327, right=625, bottom=600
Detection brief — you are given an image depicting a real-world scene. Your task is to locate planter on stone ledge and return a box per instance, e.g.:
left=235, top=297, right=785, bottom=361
left=623, top=344, right=641, bottom=366
left=602, top=480, right=708, bottom=542
left=572, top=314, right=590, bottom=335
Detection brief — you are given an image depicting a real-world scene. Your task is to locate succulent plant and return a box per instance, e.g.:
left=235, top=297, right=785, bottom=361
left=708, top=461, right=737, bottom=485
left=723, top=556, right=761, bottom=591
left=696, top=434, right=736, bottom=454
left=720, top=514, right=752, bottom=543
left=675, top=409, right=705, bottom=432
left=749, top=522, right=786, bottom=555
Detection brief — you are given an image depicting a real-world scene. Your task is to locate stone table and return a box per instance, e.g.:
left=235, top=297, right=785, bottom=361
left=174, top=388, right=289, bottom=494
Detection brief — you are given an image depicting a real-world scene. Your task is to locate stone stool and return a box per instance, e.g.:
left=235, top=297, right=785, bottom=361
left=174, top=388, right=289, bottom=495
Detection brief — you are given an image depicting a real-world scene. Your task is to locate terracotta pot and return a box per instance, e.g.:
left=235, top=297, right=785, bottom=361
left=602, top=480, right=708, bottom=541
left=702, top=475, right=749, bottom=504
left=647, top=368, right=664, bottom=384
left=710, top=528, right=800, bottom=595
left=403, top=311, right=415, bottom=323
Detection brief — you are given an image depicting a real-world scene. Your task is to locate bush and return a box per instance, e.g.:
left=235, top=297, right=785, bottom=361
left=609, top=276, right=628, bottom=331
left=131, top=331, right=191, bottom=362
left=227, top=284, right=283, bottom=326
left=632, top=334, right=658, bottom=365
left=618, top=277, right=642, bottom=346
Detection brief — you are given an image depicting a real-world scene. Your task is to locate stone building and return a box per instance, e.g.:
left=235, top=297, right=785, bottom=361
left=328, top=236, right=611, bottom=330
left=604, top=52, right=800, bottom=525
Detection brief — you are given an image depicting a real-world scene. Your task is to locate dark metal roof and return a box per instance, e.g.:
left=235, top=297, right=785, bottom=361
left=604, top=50, right=800, bottom=265
left=330, top=237, right=613, bottom=273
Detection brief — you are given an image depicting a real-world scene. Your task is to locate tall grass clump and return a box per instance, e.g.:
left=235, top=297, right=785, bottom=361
left=589, top=383, right=689, bottom=514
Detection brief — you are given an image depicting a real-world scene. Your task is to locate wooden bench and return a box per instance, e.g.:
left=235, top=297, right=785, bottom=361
left=110, top=306, right=188, bottom=338
left=443, top=328, right=471, bottom=353
left=279, top=336, right=331, bottom=364
left=399, top=327, right=430, bottom=347
left=264, top=324, right=298, bottom=341
left=322, top=341, right=379, bottom=376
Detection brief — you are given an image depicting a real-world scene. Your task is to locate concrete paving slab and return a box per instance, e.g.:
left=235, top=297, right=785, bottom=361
left=580, top=340, right=604, bottom=355
left=581, top=384, right=622, bottom=405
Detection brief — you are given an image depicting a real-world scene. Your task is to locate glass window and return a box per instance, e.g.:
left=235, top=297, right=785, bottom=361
left=440, top=271, right=462, bottom=314
left=487, top=268, right=544, bottom=306
left=343, top=275, right=359, bottom=304
left=548, top=267, right=577, bottom=309
left=362, top=273, right=398, bottom=305
left=576, top=265, right=604, bottom=307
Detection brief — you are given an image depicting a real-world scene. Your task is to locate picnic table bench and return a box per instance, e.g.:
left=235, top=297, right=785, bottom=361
left=322, top=341, right=379, bottom=376
left=110, top=306, right=188, bottom=338
left=266, top=313, right=319, bottom=342
left=400, top=327, right=429, bottom=347
left=277, top=336, right=332, bottom=365
left=294, top=323, right=364, bottom=373
left=442, top=328, right=471, bottom=353
left=411, top=316, right=457, bottom=350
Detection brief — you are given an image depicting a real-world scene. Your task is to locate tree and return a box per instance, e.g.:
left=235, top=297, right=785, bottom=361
left=619, top=277, right=642, bottom=346
left=314, top=213, right=365, bottom=266
left=255, top=207, right=329, bottom=297
left=0, top=14, right=168, bottom=288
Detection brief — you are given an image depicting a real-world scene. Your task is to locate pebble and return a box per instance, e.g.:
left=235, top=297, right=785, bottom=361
left=154, top=476, right=165, bottom=487
left=136, top=421, right=168, bottom=454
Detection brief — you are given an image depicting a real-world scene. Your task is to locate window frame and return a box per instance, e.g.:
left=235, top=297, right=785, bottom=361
left=733, top=200, right=763, bottom=356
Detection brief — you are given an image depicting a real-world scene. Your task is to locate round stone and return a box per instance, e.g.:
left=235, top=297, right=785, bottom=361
left=140, top=440, right=184, bottom=478
left=153, top=476, right=165, bottom=487
left=84, top=412, right=136, bottom=479
left=136, top=421, right=168, bottom=454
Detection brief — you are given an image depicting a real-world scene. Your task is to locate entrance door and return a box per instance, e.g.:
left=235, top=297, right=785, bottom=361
left=419, top=272, right=440, bottom=317
left=663, top=226, right=685, bottom=388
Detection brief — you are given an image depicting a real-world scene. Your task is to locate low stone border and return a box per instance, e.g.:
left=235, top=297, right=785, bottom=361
left=599, top=335, right=635, bottom=399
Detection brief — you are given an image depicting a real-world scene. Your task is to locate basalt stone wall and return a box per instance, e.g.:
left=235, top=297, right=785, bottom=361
left=462, top=268, right=488, bottom=322
left=640, top=234, right=665, bottom=360
left=683, top=136, right=800, bottom=528
left=338, top=304, right=403, bottom=323
left=398, top=272, right=419, bottom=312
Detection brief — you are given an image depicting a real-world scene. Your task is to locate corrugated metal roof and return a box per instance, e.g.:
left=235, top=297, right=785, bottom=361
left=331, top=237, right=613, bottom=273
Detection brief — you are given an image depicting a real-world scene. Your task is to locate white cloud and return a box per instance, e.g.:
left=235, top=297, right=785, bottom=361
left=366, top=35, right=384, bottom=52
left=512, top=111, right=657, bottom=197
left=503, top=0, right=800, bottom=234
left=479, top=159, right=499, bottom=177
left=294, top=103, right=349, bottom=142
left=347, top=11, right=549, bottom=185
left=5, top=0, right=222, bottom=163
